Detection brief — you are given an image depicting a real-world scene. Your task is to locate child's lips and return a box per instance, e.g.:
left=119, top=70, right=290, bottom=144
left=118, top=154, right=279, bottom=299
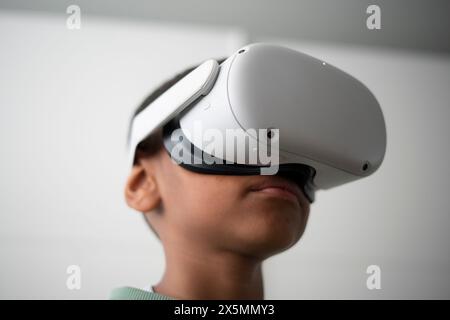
left=253, top=186, right=300, bottom=205
left=248, top=177, right=304, bottom=208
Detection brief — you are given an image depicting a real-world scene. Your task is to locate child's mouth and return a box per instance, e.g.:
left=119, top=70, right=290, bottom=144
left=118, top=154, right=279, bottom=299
left=252, top=187, right=300, bottom=205
left=249, top=177, right=304, bottom=207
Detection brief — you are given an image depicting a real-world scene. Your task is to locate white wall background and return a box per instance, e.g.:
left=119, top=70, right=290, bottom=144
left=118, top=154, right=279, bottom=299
left=1, top=10, right=449, bottom=299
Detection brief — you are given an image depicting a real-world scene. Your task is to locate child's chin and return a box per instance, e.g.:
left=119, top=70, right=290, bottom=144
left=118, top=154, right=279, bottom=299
left=234, top=215, right=305, bottom=258
left=238, top=232, right=302, bottom=259
left=223, top=197, right=308, bottom=258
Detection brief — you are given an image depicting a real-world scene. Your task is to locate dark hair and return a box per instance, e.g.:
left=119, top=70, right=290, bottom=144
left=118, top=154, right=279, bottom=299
left=130, top=58, right=226, bottom=237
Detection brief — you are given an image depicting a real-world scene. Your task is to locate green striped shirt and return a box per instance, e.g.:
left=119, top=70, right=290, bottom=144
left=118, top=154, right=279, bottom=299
left=110, top=287, right=174, bottom=300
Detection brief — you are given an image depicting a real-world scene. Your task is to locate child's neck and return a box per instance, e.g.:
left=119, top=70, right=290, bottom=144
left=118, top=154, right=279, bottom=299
left=154, top=242, right=264, bottom=300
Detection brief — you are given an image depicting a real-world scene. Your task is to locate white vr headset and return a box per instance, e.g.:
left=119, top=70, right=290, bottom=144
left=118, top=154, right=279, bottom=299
left=128, top=43, right=387, bottom=203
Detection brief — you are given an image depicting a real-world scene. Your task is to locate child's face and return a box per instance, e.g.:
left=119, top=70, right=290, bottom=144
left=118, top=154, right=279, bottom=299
left=138, top=148, right=310, bottom=259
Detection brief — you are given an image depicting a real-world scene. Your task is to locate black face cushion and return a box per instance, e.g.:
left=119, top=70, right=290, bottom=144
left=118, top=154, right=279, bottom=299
left=162, top=119, right=316, bottom=203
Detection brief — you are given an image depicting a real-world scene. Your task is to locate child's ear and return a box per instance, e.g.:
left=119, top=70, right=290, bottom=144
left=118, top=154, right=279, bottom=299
left=124, top=164, right=161, bottom=213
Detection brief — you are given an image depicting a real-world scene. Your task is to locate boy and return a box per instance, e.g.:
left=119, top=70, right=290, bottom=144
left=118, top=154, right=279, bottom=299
left=110, top=60, right=311, bottom=300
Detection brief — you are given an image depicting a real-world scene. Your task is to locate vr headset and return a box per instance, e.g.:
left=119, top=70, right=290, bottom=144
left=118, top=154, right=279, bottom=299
left=128, top=43, right=387, bottom=203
